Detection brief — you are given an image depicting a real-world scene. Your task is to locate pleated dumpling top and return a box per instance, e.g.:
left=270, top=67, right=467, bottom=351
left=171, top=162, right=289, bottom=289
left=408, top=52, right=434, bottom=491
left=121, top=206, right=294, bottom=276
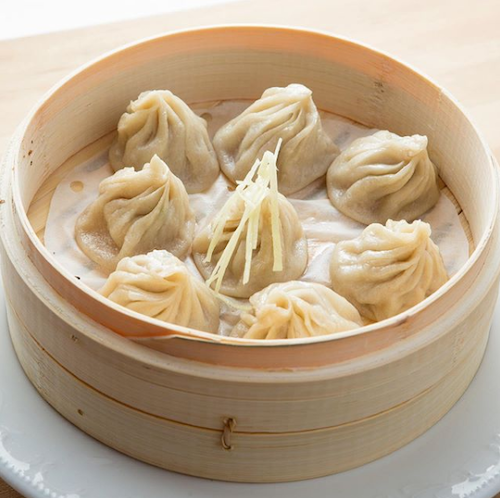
left=327, top=131, right=440, bottom=225
left=213, top=84, right=339, bottom=195
left=232, top=281, right=363, bottom=340
left=330, top=219, right=448, bottom=321
left=101, top=250, right=220, bottom=333
left=109, top=90, right=219, bottom=193
left=75, top=155, right=195, bottom=271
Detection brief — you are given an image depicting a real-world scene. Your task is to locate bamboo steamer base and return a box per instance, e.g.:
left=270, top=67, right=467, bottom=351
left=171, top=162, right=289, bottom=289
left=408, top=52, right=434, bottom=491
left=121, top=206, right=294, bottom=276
left=1, top=26, right=500, bottom=483
left=6, top=300, right=493, bottom=482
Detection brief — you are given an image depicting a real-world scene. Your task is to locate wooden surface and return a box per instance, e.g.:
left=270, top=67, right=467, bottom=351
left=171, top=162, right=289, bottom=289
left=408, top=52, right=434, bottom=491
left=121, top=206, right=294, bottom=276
left=1, top=0, right=500, bottom=495
left=0, top=487, right=24, bottom=498
left=1, top=0, right=500, bottom=161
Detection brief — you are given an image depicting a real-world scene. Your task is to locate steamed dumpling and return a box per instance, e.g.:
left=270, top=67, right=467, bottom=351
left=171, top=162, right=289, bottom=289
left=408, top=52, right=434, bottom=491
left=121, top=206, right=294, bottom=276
left=232, top=281, right=363, bottom=340
left=213, top=84, right=339, bottom=195
left=101, top=250, right=220, bottom=333
left=192, top=145, right=308, bottom=298
left=326, top=131, right=440, bottom=224
left=75, top=155, right=195, bottom=271
left=193, top=195, right=307, bottom=298
left=330, top=220, right=448, bottom=321
left=109, top=90, right=219, bottom=193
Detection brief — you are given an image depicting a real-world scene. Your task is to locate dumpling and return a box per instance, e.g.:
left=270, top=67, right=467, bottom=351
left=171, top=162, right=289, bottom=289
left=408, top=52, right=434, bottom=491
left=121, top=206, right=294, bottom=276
left=329, top=219, right=448, bottom=321
left=109, top=90, right=219, bottom=193
left=100, top=250, right=220, bottom=333
left=75, top=155, right=195, bottom=271
left=231, top=281, right=363, bottom=340
left=192, top=142, right=308, bottom=298
left=326, top=131, right=440, bottom=225
left=213, top=84, right=339, bottom=195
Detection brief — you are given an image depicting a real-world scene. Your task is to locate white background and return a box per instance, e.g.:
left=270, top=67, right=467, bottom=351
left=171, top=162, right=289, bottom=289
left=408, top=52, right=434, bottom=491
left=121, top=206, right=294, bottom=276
left=0, top=0, right=241, bottom=40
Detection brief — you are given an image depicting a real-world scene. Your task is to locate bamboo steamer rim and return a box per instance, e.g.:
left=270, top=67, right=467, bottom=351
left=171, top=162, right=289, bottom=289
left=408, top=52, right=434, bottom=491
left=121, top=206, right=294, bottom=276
left=4, top=24, right=500, bottom=350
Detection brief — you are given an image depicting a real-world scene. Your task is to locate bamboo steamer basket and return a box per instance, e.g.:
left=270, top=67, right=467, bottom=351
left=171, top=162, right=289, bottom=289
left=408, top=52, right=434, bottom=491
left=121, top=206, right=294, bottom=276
left=1, top=26, right=499, bottom=483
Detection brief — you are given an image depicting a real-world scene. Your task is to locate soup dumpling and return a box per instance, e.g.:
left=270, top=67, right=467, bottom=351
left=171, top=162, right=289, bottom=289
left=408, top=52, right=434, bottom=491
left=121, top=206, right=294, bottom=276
left=329, top=219, right=448, bottom=321
left=75, top=155, right=195, bottom=271
left=109, top=90, right=219, bottom=193
left=193, top=143, right=308, bottom=298
left=101, top=250, right=220, bottom=333
left=327, top=131, right=440, bottom=225
left=213, top=84, right=339, bottom=195
left=232, top=281, right=363, bottom=340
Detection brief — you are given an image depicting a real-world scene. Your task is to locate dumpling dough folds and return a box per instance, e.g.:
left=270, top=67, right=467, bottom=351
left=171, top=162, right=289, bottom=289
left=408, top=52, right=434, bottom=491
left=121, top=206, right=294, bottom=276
left=193, top=194, right=308, bottom=299
left=327, top=131, right=440, bottom=224
left=232, top=281, right=363, bottom=340
left=330, top=219, right=448, bottom=321
left=75, top=155, right=195, bottom=271
left=100, top=250, right=220, bottom=333
left=213, top=84, right=339, bottom=195
left=109, top=90, right=219, bottom=193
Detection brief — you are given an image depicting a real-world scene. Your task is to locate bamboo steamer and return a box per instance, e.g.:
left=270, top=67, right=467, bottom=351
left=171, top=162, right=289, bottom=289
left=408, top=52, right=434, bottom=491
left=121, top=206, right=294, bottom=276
left=0, top=26, right=499, bottom=483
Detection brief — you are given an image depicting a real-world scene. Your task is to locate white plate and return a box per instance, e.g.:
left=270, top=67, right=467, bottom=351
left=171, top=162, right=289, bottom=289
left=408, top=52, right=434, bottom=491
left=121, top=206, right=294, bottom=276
left=1, top=277, right=500, bottom=498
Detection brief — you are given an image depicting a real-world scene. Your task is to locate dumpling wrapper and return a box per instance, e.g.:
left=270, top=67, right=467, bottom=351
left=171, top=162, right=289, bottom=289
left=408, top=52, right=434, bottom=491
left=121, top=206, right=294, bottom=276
left=109, top=90, right=219, bottom=193
left=327, top=131, right=440, bottom=225
left=213, top=84, right=339, bottom=195
left=75, top=155, right=195, bottom=272
left=101, top=250, right=220, bottom=334
left=232, top=281, right=363, bottom=340
left=330, top=219, right=448, bottom=321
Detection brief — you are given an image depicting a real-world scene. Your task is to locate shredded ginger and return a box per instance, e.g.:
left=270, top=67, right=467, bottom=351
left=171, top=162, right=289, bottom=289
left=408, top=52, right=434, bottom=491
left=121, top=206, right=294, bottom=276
left=205, top=139, right=283, bottom=293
